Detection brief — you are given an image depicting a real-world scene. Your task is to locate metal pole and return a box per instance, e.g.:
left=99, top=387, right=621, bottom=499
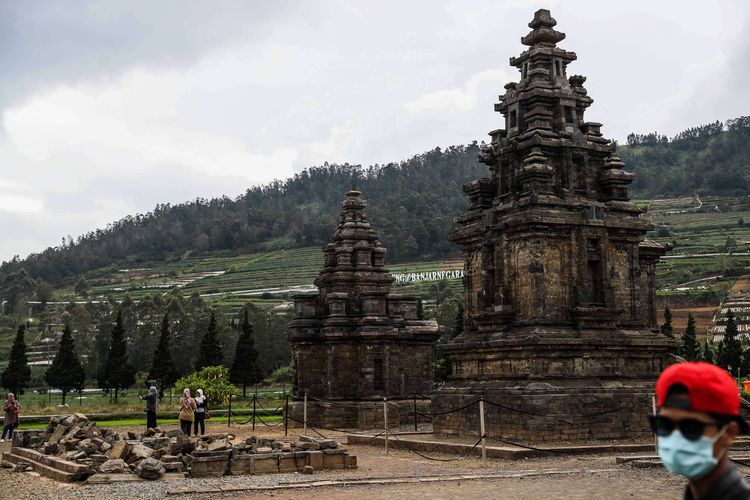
left=479, top=397, right=486, bottom=462
left=48, top=386, right=51, bottom=407
left=228, top=394, right=232, bottom=427
left=652, top=394, right=658, bottom=454
left=413, top=392, right=418, bottom=432
left=303, top=393, right=308, bottom=436
left=284, top=394, right=289, bottom=436
left=384, top=397, right=389, bottom=455
left=252, top=394, right=256, bottom=431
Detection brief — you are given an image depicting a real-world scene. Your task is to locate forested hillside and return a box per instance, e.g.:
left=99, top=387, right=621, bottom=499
left=2, top=116, right=749, bottom=290
left=619, top=116, right=750, bottom=197
left=1, top=144, right=485, bottom=287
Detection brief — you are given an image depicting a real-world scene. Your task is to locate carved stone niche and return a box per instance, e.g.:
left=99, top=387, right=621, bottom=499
left=294, top=295, right=317, bottom=318
left=326, top=293, right=348, bottom=317
left=361, top=293, right=386, bottom=316
left=372, top=244, right=386, bottom=267
left=387, top=295, right=419, bottom=320
left=335, top=246, right=353, bottom=266
left=353, top=240, right=372, bottom=267
left=324, top=243, right=337, bottom=267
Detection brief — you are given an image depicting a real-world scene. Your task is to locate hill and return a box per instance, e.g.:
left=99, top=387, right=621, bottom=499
left=1, top=116, right=749, bottom=297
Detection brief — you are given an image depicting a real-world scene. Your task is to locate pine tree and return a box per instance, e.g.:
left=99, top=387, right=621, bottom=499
left=718, top=309, right=742, bottom=375
left=103, top=309, right=135, bottom=401
left=699, top=337, right=716, bottom=363
left=1, top=324, right=31, bottom=395
left=681, top=313, right=699, bottom=361
left=148, top=313, right=178, bottom=395
left=452, top=303, right=464, bottom=339
left=230, top=309, right=261, bottom=397
left=44, top=325, right=85, bottom=405
left=196, top=311, right=223, bottom=370
left=661, top=305, right=674, bottom=339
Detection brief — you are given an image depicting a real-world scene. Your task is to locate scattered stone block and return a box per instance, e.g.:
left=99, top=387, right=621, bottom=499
left=135, top=458, right=165, bottom=480
left=110, top=441, right=130, bottom=460
left=306, top=451, right=323, bottom=470
left=129, top=443, right=154, bottom=460
left=303, top=465, right=314, bottom=474
left=99, top=459, right=125, bottom=474
left=189, top=456, right=228, bottom=477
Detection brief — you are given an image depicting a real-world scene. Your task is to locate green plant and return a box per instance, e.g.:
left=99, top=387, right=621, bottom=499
left=267, top=364, right=292, bottom=384
left=174, top=365, right=236, bottom=406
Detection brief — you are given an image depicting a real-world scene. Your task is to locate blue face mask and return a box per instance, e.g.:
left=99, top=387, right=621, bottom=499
left=657, top=427, right=726, bottom=479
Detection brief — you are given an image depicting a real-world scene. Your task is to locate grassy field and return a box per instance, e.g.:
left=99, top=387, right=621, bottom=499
left=20, top=414, right=283, bottom=430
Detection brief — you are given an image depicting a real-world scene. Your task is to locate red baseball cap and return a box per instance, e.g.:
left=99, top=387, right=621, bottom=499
left=656, top=362, right=749, bottom=432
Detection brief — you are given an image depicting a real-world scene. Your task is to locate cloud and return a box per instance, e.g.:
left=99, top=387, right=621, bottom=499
left=3, top=68, right=300, bottom=184
left=404, top=69, right=509, bottom=114
left=0, top=194, right=44, bottom=214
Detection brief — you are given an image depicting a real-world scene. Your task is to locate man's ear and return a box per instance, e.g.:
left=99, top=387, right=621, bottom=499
left=724, top=421, right=740, bottom=444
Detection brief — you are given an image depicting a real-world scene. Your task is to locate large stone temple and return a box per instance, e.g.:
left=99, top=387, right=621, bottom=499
left=432, top=10, right=671, bottom=441
left=288, top=188, right=440, bottom=428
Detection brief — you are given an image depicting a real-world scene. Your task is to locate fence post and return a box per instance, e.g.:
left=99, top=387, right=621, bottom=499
left=252, top=394, right=257, bottom=431
left=228, top=394, right=232, bottom=427
left=284, top=394, right=289, bottom=436
left=303, top=393, right=308, bottom=436
left=384, top=397, right=389, bottom=455
left=652, top=394, right=657, bottom=453
left=479, top=397, right=486, bottom=462
left=413, top=393, right=418, bottom=432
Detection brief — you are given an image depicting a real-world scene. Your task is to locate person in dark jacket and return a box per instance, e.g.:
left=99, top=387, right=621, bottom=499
left=194, top=388, right=208, bottom=436
left=139, top=386, right=159, bottom=430
left=652, top=362, right=750, bottom=500
left=1, top=393, right=20, bottom=442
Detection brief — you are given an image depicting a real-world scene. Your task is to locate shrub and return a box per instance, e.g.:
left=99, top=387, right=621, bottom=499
left=268, top=364, right=292, bottom=384
left=174, top=365, right=237, bottom=407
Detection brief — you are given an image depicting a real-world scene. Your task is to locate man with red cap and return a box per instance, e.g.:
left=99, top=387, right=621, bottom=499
left=653, top=361, right=750, bottom=499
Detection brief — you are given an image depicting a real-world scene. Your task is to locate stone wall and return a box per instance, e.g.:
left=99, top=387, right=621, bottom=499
left=433, top=387, right=655, bottom=442
left=293, top=341, right=436, bottom=400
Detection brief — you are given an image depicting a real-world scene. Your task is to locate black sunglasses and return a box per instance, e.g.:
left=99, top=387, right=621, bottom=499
left=649, top=415, right=720, bottom=441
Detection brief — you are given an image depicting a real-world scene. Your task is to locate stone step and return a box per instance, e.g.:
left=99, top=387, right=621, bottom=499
left=86, top=472, right=187, bottom=484
left=11, top=447, right=90, bottom=477
left=2, top=452, right=77, bottom=483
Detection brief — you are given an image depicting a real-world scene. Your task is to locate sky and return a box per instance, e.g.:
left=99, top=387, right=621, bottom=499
left=1, top=0, right=749, bottom=262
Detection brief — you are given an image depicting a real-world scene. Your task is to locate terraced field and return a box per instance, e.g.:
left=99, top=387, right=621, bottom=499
left=46, top=196, right=750, bottom=322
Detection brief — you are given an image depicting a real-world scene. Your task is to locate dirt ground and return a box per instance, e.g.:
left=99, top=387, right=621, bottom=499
left=0, top=421, right=696, bottom=499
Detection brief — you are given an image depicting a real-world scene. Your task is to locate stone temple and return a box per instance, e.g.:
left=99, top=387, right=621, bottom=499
left=288, top=188, right=440, bottom=428
left=432, top=9, right=671, bottom=441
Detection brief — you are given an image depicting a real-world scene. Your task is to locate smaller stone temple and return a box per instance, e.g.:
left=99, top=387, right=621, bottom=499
left=288, top=188, right=440, bottom=428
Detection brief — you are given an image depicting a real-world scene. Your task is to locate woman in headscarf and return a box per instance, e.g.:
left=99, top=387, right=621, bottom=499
left=193, top=389, right=208, bottom=436
left=1, top=393, right=20, bottom=442
left=140, top=386, right=159, bottom=430
left=178, top=388, right=196, bottom=436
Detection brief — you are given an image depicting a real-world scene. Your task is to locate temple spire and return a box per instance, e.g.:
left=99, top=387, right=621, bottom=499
left=521, top=9, right=566, bottom=46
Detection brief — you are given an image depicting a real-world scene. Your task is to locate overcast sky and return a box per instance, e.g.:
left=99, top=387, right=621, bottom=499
left=1, top=0, right=749, bottom=262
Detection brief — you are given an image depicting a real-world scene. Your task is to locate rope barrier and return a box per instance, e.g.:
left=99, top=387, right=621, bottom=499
left=286, top=414, right=383, bottom=436
left=388, top=433, right=484, bottom=462
left=482, top=398, right=624, bottom=419
left=485, top=435, right=571, bottom=454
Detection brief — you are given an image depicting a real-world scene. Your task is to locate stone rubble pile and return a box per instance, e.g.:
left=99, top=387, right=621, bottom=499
left=10, top=413, right=356, bottom=481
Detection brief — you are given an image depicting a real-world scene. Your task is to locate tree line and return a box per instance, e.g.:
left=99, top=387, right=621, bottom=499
left=1, top=298, right=281, bottom=403
left=661, top=304, right=749, bottom=376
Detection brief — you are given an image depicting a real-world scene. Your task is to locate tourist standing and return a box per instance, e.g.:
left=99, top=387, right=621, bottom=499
left=194, top=388, right=208, bottom=436
left=1, top=393, right=20, bottom=442
left=140, top=386, right=159, bottom=429
left=178, top=388, right=196, bottom=436
left=652, top=362, right=750, bottom=499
